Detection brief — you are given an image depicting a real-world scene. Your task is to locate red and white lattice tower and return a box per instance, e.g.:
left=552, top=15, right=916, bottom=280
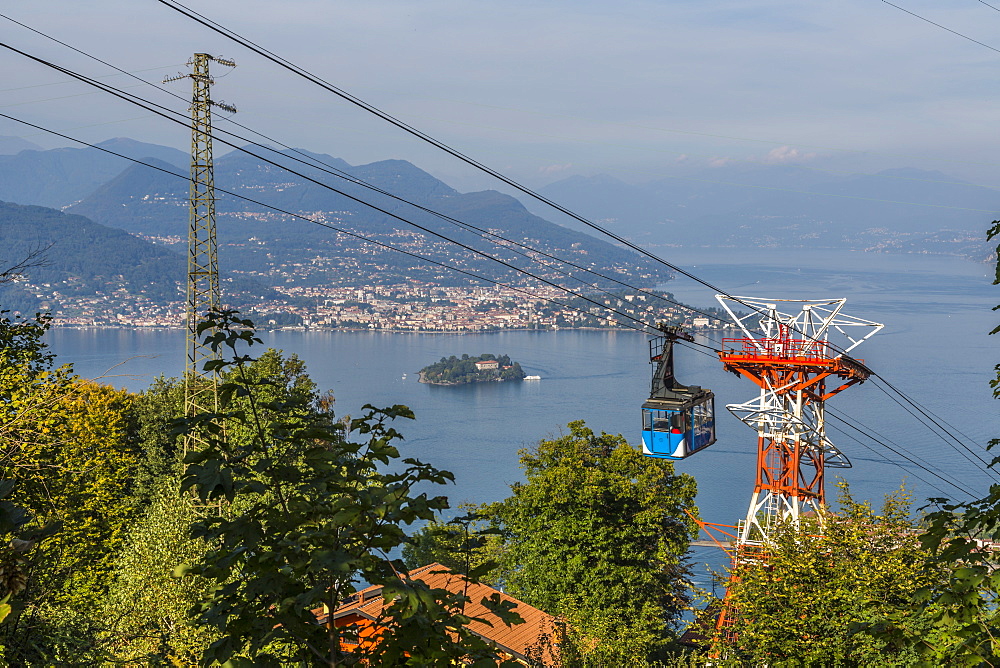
left=715, top=297, right=882, bottom=554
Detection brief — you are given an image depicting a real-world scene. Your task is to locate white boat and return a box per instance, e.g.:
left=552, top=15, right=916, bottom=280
left=524, top=375, right=541, bottom=380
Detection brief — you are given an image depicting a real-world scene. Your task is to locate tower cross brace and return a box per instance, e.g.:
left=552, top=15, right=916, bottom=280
left=164, top=53, right=236, bottom=449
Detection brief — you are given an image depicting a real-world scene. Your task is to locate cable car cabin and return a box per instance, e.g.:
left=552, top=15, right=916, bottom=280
left=640, top=326, right=716, bottom=460
left=641, top=396, right=715, bottom=460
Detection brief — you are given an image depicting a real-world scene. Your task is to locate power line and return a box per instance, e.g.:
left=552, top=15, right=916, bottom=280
left=881, top=0, right=1000, bottom=55
left=6, top=21, right=991, bottom=493
left=0, top=14, right=736, bottom=328
left=142, top=4, right=1000, bottom=197
left=827, top=409, right=982, bottom=498
left=0, top=110, right=660, bottom=337
left=153, top=0, right=1000, bottom=500
left=413, top=94, right=1000, bottom=170
left=152, top=0, right=995, bottom=373
left=869, top=374, right=1000, bottom=481
left=689, top=331, right=1000, bottom=490
left=0, top=42, right=675, bottom=336
left=978, top=0, right=1000, bottom=14
left=149, top=0, right=766, bottom=309
left=678, top=338, right=984, bottom=498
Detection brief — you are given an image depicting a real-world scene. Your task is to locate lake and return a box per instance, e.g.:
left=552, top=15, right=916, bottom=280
left=46, top=248, right=1000, bottom=588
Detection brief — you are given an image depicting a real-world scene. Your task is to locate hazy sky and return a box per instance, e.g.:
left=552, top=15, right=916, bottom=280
left=3, top=0, right=1000, bottom=188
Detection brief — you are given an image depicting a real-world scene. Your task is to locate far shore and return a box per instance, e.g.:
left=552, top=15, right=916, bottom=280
left=51, top=324, right=735, bottom=334
left=418, top=370, right=523, bottom=386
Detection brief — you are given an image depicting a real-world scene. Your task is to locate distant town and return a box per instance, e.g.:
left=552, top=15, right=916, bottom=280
left=32, top=278, right=731, bottom=332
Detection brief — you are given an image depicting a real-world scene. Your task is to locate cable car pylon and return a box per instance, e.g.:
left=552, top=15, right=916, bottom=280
left=714, top=296, right=882, bottom=635
left=638, top=297, right=882, bottom=642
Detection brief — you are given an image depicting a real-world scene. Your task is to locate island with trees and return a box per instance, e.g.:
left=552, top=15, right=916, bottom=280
left=419, top=353, right=527, bottom=385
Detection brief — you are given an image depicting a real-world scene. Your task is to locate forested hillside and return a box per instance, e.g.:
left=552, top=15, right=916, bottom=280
left=0, top=201, right=279, bottom=314
left=65, top=149, right=669, bottom=288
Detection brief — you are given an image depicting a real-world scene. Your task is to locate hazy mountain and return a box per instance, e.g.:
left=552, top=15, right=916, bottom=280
left=0, top=136, right=42, bottom=155
left=67, top=148, right=669, bottom=288
left=0, top=138, right=188, bottom=208
left=534, top=165, right=1000, bottom=257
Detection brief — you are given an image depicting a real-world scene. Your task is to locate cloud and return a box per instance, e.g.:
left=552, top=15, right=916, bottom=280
left=762, top=146, right=817, bottom=164
left=708, top=157, right=733, bottom=168
left=538, top=163, right=574, bottom=175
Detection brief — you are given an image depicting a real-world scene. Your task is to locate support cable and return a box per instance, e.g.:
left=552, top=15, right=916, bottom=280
left=701, top=326, right=1000, bottom=490
left=827, top=410, right=982, bottom=498
left=0, top=110, right=659, bottom=337
left=0, top=42, right=671, bottom=335
left=151, top=2, right=997, bottom=460
left=149, top=0, right=772, bottom=311
left=0, top=13, right=729, bottom=326
left=677, top=339, right=983, bottom=497
left=5, top=24, right=992, bottom=485
left=869, top=376, right=1000, bottom=481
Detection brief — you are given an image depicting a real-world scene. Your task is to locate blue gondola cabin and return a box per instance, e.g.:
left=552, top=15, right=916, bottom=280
left=639, top=325, right=717, bottom=460
left=641, top=395, right=715, bottom=459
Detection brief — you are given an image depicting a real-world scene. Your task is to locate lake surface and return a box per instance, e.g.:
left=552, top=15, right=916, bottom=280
left=47, top=248, right=1000, bottom=588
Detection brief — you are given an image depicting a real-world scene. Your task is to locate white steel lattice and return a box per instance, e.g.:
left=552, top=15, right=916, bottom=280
left=716, top=296, right=882, bottom=547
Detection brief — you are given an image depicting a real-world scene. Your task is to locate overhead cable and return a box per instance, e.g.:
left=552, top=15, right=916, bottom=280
left=0, top=16, right=734, bottom=327
left=0, top=110, right=662, bottom=336
left=149, top=0, right=768, bottom=311
left=0, top=41, right=674, bottom=335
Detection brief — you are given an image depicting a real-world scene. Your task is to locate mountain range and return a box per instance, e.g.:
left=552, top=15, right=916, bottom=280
left=24, top=141, right=668, bottom=288
left=0, top=201, right=279, bottom=315
left=533, top=163, right=998, bottom=259
left=0, top=137, right=676, bottom=312
left=0, top=135, right=994, bottom=316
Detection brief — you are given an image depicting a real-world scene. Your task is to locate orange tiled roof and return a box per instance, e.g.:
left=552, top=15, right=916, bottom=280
left=332, top=563, right=561, bottom=665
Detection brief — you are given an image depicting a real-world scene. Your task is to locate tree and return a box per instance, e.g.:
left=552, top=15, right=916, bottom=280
left=859, top=219, right=1000, bottom=665
left=99, top=347, right=335, bottom=663
left=177, top=311, right=523, bottom=666
left=715, top=483, right=948, bottom=666
left=129, top=375, right=185, bottom=509
left=0, top=311, right=142, bottom=662
left=483, top=420, right=699, bottom=664
left=100, top=486, right=218, bottom=665
left=21, top=382, right=139, bottom=607
left=402, top=511, right=503, bottom=576
left=870, top=487, right=1000, bottom=665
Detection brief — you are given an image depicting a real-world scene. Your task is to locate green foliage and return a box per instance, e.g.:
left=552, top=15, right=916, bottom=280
left=101, top=347, right=332, bottom=663
left=130, top=375, right=185, bottom=509
left=0, top=311, right=145, bottom=662
left=419, top=353, right=526, bottom=385
left=402, top=511, right=504, bottom=577
left=869, top=220, right=1000, bottom=664
left=483, top=420, right=699, bottom=664
left=25, top=382, right=140, bottom=607
left=100, top=487, right=218, bottom=664
left=716, top=483, right=945, bottom=666
left=0, top=201, right=188, bottom=311
left=177, top=310, right=524, bottom=666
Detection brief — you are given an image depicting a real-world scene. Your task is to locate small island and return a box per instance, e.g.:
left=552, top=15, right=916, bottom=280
left=419, top=353, right=527, bottom=385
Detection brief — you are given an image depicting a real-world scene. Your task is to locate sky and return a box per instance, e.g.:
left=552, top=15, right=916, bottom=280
left=3, top=0, right=1000, bottom=190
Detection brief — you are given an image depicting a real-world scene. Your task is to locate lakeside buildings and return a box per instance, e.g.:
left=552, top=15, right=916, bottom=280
left=37, top=280, right=730, bottom=332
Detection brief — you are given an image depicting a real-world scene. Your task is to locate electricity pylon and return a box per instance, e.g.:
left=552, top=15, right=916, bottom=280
left=164, top=54, right=236, bottom=451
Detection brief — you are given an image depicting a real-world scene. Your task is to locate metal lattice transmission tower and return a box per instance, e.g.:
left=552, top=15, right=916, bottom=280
left=164, top=54, right=237, bottom=444
left=715, top=297, right=883, bottom=551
